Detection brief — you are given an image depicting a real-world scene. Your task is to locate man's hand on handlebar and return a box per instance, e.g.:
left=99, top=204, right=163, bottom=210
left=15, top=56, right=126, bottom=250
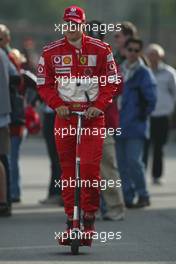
left=85, top=107, right=103, bottom=119
left=56, top=106, right=70, bottom=119
left=56, top=106, right=103, bottom=119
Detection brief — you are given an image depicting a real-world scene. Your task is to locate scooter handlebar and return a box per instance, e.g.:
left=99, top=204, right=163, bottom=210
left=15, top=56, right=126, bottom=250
left=70, top=111, right=86, bottom=116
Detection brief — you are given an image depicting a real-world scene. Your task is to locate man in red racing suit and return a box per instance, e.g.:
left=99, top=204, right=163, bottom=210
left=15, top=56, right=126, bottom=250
left=37, top=5, right=121, bottom=246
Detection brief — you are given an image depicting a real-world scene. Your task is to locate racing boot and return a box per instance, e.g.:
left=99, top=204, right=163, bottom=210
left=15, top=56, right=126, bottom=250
left=82, top=213, right=95, bottom=247
left=58, top=218, right=72, bottom=246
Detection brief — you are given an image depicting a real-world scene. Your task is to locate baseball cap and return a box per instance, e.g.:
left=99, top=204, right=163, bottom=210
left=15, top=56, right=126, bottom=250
left=63, top=5, right=86, bottom=24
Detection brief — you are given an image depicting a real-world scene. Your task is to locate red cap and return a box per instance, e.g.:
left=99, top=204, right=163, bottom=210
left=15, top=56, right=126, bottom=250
left=63, top=5, right=86, bottom=24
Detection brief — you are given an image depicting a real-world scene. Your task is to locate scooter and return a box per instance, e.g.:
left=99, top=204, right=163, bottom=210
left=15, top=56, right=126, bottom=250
left=70, top=111, right=85, bottom=255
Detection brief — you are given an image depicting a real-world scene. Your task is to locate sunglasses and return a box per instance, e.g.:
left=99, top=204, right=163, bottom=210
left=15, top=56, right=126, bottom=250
left=127, top=47, right=140, bottom=53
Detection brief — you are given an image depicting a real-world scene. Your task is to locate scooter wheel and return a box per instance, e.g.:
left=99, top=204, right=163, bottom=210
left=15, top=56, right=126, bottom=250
left=71, top=231, right=80, bottom=255
left=71, top=239, right=80, bottom=255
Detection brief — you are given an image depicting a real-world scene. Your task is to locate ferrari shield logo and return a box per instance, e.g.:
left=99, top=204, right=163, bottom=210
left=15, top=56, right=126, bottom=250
left=80, top=56, right=87, bottom=65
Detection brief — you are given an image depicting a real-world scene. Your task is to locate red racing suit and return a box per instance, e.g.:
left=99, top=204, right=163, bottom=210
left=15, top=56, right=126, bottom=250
left=37, top=33, right=120, bottom=217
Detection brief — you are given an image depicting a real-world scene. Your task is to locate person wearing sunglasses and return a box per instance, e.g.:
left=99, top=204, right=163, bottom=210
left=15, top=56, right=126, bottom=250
left=115, top=38, right=157, bottom=208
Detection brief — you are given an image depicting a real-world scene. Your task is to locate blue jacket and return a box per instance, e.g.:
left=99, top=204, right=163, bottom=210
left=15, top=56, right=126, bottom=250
left=119, top=64, right=157, bottom=139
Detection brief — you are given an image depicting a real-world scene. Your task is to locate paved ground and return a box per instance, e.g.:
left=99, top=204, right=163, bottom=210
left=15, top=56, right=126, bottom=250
left=0, top=136, right=176, bottom=264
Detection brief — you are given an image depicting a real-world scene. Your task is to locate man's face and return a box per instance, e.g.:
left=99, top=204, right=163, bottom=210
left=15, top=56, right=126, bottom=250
left=125, top=42, right=141, bottom=63
left=147, top=50, right=160, bottom=65
left=114, top=31, right=128, bottom=50
left=64, top=21, right=83, bottom=41
left=0, top=31, right=9, bottom=48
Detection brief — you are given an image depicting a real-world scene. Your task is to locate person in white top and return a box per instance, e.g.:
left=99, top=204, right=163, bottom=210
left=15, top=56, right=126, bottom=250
left=146, top=44, right=176, bottom=184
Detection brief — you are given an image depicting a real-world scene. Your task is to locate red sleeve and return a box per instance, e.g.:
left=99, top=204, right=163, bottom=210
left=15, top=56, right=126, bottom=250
left=36, top=51, right=65, bottom=110
left=115, top=63, right=123, bottom=95
left=93, top=46, right=122, bottom=112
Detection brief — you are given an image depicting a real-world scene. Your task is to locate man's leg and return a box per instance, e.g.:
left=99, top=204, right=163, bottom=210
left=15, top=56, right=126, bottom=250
left=101, top=135, right=125, bottom=220
left=0, top=127, right=11, bottom=212
left=80, top=116, right=104, bottom=214
left=143, top=138, right=150, bottom=169
left=43, top=113, right=62, bottom=198
left=115, top=138, right=135, bottom=205
left=55, top=116, right=76, bottom=219
left=78, top=116, right=104, bottom=246
left=1, top=155, right=11, bottom=206
left=0, top=157, right=9, bottom=217
left=151, top=117, right=161, bottom=180
left=0, top=160, right=6, bottom=203
left=151, top=116, right=169, bottom=181
left=126, top=139, right=149, bottom=200
left=153, top=141, right=162, bottom=179
left=10, top=136, right=22, bottom=201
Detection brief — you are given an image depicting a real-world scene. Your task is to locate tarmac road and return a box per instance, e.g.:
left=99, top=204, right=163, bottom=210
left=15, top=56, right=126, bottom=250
left=0, top=137, right=176, bottom=264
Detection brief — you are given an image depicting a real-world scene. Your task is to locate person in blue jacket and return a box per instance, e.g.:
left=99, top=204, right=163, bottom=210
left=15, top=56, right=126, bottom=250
left=115, top=38, right=157, bottom=208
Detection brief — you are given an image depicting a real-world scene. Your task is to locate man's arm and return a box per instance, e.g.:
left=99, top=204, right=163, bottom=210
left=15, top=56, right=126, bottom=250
left=0, top=48, right=18, bottom=76
left=168, top=67, right=176, bottom=103
left=8, top=56, right=21, bottom=85
left=0, top=49, right=20, bottom=87
left=93, top=46, right=122, bottom=112
left=139, top=68, right=157, bottom=117
left=36, top=51, right=65, bottom=110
